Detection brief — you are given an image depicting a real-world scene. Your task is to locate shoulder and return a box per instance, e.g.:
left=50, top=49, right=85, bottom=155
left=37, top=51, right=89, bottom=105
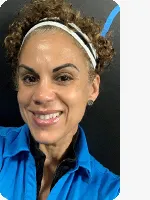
left=0, top=125, right=24, bottom=141
left=0, top=126, right=15, bottom=153
left=0, top=124, right=29, bottom=137
left=0, top=126, right=16, bottom=170
left=0, top=125, right=25, bottom=136
left=0, top=125, right=23, bottom=151
left=0, top=124, right=28, bottom=168
left=90, top=155, right=120, bottom=199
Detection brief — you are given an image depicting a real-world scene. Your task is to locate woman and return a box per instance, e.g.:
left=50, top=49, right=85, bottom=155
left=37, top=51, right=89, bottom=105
left=0, top=0, right=120, bottom=199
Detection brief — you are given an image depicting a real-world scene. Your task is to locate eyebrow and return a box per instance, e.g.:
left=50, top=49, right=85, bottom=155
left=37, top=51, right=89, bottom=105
left=18, top=64, right=38, bottom=75
left=18, top=63, right=80, bottom=74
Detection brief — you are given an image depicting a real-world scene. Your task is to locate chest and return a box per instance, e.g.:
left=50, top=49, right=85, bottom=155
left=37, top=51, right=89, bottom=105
left=0, top=155, right=98, bottom=200
left=38, top=185, right=51, bottom=200
left=38, top=165, right=53, bottom=200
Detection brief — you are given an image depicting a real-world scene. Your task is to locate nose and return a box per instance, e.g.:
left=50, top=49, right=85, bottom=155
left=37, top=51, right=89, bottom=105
left=32, top=80, right=56, bottom=106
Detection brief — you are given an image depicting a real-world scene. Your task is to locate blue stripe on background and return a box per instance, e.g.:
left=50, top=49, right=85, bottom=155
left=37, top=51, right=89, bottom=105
left=101, top=5, right=120, bottom=37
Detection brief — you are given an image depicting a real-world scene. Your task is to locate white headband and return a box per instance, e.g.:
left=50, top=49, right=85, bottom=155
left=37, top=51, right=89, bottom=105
left=20, top=19, right=97, bottom=69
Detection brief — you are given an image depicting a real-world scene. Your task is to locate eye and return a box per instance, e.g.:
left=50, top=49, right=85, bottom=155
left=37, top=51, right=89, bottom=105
left=56, top=74, right=73, bottom=82
left=22, top=74, right=38, bottom=85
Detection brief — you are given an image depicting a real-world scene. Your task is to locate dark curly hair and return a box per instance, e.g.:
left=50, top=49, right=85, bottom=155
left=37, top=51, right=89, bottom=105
left=4, top=0, right=114, bottom=90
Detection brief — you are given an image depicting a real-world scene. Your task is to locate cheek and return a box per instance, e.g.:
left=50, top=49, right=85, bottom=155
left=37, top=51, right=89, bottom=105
left=17, top=92, right=26, bottom=113
left=17, top=85, right=31, bottom=107
left=75, top=79, right=89, bottom=100
left=63, top=82, right=89, bottom=110
left=65, top=88, right=88, bottom=124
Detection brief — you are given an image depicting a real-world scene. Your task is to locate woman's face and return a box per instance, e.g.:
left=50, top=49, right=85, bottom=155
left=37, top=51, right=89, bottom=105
left=18, top=30, right=100, bottom=145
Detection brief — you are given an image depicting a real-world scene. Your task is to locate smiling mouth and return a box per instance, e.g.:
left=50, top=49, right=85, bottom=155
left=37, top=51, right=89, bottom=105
left=34, top=111, right=63, bottom=120
left=31, top=111, right=63, bottom=126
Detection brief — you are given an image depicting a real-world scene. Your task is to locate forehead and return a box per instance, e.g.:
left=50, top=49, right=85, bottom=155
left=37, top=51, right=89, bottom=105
left=19, top=30, right=88, bottom=69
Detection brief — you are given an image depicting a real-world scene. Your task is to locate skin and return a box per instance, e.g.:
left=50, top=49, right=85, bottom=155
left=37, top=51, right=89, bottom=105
left=17, top=30, right=100, bottom=197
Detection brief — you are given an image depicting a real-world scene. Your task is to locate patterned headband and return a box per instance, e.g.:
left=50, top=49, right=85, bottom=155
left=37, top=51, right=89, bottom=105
left=20, top=18, right=98, bottom=69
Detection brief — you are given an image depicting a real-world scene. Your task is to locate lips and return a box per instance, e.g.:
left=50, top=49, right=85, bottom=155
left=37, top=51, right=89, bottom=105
left=31, top=110, right=63, bottom=127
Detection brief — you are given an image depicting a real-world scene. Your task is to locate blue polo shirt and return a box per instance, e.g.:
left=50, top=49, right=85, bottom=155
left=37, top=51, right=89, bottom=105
left=0, top=124, right=120, bottom=200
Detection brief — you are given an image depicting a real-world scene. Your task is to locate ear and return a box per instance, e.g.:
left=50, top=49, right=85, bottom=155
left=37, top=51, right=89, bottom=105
left=88, top=74, right=100, bottom=102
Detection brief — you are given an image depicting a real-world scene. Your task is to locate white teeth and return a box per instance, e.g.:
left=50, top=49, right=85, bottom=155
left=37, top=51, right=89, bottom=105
left=40, top=115, right=45, bottom=120
left=49, top=114, right=53, bottom=119
left=53, top=113, right=59, bottom=118
left=45, top=115, right=50, bottom=120
left=35, top=112, right=61, bottom=120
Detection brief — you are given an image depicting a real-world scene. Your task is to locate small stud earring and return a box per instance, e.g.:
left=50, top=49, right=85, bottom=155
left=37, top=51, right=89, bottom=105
left=88, top=100, right=94, bottom=106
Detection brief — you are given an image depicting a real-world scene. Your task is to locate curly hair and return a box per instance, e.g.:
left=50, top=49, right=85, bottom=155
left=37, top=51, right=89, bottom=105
left=4, top=0, right=114, bottom=90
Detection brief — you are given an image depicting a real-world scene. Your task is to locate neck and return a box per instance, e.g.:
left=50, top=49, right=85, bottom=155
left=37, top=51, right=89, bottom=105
left=39, top=126, right=78, bottom=167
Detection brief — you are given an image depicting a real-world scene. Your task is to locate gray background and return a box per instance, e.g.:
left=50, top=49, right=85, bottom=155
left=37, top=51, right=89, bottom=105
left=0, top=0, right=120, bottom=175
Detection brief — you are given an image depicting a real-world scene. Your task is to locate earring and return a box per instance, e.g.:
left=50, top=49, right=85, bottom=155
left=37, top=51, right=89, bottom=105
left=88, top=100, right=94, bottom=106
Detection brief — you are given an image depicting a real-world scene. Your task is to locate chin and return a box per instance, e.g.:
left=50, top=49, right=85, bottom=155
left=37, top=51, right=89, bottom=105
left=30, top=127, right=63, bottom=145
